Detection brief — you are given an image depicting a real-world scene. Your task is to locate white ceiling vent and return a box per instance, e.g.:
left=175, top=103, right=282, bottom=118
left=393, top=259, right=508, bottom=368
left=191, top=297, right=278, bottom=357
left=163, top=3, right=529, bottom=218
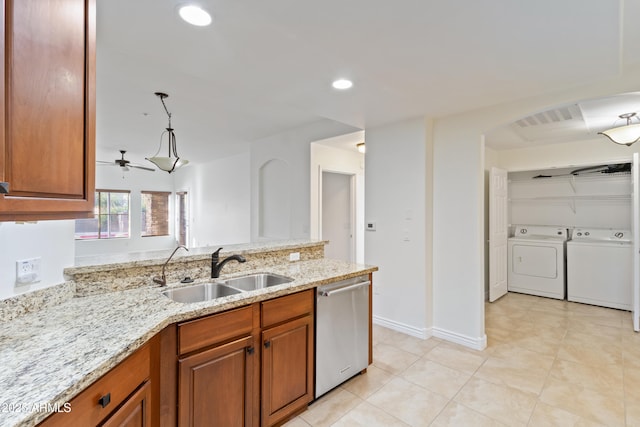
left=509, top=105, right=588, bottom=142
left=515, top=106, right=579, bottom=128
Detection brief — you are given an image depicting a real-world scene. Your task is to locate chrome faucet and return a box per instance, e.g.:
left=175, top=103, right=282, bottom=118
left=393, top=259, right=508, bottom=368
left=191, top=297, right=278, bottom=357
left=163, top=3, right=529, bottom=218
left=153, top=245, right=189, bottom=286
left=211, top=247, right=246, bottom=278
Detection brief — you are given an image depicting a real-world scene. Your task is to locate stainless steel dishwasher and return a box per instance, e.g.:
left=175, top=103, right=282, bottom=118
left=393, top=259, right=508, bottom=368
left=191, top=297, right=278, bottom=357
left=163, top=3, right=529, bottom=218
left=315, top=275, right=370, bottom=398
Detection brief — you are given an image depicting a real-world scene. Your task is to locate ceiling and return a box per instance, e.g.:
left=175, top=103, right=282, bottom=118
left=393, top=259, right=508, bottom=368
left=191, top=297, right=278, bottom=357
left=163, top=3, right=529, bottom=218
left=96, top=0, right=640, bottom=163
left=485, top=92, right=640, bottom=150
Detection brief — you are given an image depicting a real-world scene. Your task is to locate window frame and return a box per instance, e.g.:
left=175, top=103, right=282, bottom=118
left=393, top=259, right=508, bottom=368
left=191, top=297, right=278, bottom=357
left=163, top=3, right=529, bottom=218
left=176, top=191, right=189, bottom=246
left=74, top=189, right=131, bottom=240
left=141, top=190, right=172, bottom=237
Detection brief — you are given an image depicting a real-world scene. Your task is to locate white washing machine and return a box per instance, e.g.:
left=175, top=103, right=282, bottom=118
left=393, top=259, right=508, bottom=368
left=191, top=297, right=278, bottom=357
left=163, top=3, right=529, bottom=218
left=507, top=225, right=568, bottom=300
left=567, top=228, right=632, bottom=310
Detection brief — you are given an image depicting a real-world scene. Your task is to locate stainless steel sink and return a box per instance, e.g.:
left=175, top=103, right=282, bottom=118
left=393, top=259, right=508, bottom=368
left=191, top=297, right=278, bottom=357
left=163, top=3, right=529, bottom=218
left=161, top=273, right=294, bottom=303
left=162, top=282, right=241, bottom=303
left=222, top=273, right=294, bottom=291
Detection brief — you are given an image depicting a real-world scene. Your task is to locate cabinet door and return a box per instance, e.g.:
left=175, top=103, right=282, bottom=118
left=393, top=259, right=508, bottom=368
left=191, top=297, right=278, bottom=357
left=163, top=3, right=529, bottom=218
left=261, top=315, right=313, bottom=426
left=0, top=0, right=96, bottom=220
left=179, top=335, right=255, bottom=427
left=100, top=381, right=151, bottom=427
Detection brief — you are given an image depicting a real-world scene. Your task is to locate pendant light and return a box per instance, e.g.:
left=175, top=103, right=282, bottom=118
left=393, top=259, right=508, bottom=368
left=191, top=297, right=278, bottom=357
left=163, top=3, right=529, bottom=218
left=598, top=112, right=640, bottom=147
left=146, top=92, right=189, bottom=173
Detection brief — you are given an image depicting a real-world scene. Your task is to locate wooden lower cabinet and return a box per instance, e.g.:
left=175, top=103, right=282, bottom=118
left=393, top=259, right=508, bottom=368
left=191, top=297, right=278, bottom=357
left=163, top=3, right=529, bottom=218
left=100, top=381, right=151, bottom=427
left=175, top=305, right=259, bottom=427
left=178, top=335, right=255, bottom=427
left=174, top=290, right=314, bottom=427
left=38, top=338, right=156, bottom=427
left=261, top=314, right=313, bottom=426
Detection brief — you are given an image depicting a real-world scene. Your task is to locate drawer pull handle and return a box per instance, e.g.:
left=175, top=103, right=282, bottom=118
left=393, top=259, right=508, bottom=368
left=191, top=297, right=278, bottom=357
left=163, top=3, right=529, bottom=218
left=247, top=346, right=254, bottom=355
left=0, top=182, right=8, bottom=194
left=98, top=393, right=111, bottom=408
left=264, top=341, right=271, bottom=349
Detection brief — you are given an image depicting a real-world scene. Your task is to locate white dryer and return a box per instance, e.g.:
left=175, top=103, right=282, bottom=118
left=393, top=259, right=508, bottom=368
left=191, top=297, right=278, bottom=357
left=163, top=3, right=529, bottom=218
left=567, top=228, right=632, bottom=310
left=507, top=225, right=568, bottom=300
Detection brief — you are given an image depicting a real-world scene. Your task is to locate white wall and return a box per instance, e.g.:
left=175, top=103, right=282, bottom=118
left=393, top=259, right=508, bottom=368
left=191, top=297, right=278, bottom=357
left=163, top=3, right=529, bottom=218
left=0, top=220, right=75, bottom=299
left=483, top=146, right=499, bottom=300
left=495, top=137, right=637, bottom=171
left=76, top=160, right=177, bottom=256
left=432, top=121, right=487, bottom=349
left=310, top=139, right=365, bottom=263
left=174, top=152, right=251, bottom=247
left=365, top=117, right=431, bottom=338
left=250, top=127, right=315, bottom=241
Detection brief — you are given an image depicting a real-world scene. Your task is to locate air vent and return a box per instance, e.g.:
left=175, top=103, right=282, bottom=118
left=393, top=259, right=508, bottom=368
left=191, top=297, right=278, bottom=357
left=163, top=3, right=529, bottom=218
left=515, top=106, right=579, bottom=128
left=507, top=105, right=587, bottom=143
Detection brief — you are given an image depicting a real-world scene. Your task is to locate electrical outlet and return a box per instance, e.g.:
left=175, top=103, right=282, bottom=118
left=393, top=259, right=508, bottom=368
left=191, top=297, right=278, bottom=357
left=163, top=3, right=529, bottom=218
left=16, top=257, right=41, bottom=284
left=289, top=252, right=300, bottom=262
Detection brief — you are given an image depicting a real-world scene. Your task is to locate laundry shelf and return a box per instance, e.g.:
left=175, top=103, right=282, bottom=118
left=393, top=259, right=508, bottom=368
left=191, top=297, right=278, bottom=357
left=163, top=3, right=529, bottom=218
left=509, top=194, right=631, bottom=213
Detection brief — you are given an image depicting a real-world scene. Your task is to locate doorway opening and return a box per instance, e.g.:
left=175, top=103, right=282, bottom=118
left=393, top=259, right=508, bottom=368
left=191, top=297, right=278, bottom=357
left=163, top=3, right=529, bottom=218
left=322, top=171, right=355, bottom=262
left=310, top=131, right=365, bottom=264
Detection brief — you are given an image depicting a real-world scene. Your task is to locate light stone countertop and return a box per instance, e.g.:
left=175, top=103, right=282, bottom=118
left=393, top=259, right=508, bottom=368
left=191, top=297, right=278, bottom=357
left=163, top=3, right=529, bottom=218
left=67, top=239, right=328, bottom=274
left=0, top=258, right=377, bottom=427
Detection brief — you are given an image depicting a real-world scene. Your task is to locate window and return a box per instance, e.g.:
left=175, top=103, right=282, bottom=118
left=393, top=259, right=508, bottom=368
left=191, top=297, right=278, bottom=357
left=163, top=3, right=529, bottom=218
left=75, top=190, right=130, bottom=240
left=176, top=191, right=189, bottom=246
left=141, top=191, right=171, bottom=237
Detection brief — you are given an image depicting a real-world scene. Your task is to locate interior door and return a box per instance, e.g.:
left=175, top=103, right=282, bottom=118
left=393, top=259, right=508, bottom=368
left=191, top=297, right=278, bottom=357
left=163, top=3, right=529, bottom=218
left=489, top=167, right=509, bottom=302
left=322, top=171, right=354, bottom=262
left=633, top=154, right=639, bottom=331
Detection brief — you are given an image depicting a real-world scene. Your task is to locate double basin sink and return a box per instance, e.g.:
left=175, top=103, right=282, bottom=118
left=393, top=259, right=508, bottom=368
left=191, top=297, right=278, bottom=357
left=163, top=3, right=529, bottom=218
left=162, top=273, right=294, bottom=304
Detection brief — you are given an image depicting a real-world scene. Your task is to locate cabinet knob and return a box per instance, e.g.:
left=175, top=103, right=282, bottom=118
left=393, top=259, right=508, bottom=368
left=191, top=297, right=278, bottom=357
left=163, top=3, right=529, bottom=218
left=98, top=393, right=111, bottom=408
left=247, top=346, right=255, bottom=355
left=0, top=182, right=8, bottom=194
left=264, top=341, right=271, bottom=349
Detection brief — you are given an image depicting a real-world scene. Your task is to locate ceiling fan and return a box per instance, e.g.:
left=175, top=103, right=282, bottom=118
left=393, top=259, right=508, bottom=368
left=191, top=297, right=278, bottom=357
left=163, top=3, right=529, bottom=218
left=97, top=150, right=155, bottom=172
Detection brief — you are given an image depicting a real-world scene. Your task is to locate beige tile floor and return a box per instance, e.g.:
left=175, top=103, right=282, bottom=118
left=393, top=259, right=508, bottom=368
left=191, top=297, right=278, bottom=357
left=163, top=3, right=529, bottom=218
left=285, top=292, right=640, bottom=426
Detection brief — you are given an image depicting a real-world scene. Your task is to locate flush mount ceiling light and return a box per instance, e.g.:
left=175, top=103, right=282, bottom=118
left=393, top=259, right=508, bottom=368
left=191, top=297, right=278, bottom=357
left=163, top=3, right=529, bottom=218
left=332, top=79, right=353, bottom=90
left=598, top=112, right=640, bottom=146
left=357, top=142, right=365, bottom=153
left=146, top=92, right=189, bottom=173
left=178, top=4, right=212, bottom=26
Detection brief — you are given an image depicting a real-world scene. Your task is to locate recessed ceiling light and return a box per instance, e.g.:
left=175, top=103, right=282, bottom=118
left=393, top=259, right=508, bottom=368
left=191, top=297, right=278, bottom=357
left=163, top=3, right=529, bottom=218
left=332, top=79, right=353, bottom=90
left=179, top=5, right=212, bottom=27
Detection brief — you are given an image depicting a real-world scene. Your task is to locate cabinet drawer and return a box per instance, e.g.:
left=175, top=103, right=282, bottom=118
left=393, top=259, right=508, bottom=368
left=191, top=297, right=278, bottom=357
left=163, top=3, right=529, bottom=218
left=262, top=290, right=313, bottom=328
left=178, top=305, right=254, bottom=355
left=101, top=381, right=151, bottom=427
left=39, top=343, right=150, bottom=427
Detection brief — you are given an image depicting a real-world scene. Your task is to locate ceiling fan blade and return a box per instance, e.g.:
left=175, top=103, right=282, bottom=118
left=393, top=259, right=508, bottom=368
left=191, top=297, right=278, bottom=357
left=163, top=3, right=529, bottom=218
left=98, top=151, right=154, bottom=171
left=129, top=164, right=156, bottom=172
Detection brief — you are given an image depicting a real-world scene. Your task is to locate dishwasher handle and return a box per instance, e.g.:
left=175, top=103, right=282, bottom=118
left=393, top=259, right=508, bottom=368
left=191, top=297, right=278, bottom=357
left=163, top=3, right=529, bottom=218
left=319, top=280, right=370, bottom=297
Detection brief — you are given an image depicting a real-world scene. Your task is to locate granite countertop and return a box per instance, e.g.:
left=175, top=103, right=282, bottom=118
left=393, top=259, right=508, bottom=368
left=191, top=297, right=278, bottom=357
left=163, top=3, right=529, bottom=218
left=0, top=258, right=377, bottom=427
left=67, top=239, right=328, bottom=274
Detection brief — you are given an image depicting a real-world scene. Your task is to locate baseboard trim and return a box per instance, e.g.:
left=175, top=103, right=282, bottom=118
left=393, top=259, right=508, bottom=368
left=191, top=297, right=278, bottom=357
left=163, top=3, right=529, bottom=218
left=372, top=315, right=432, bottom=339
left=432, top=327, right=487, bottom=351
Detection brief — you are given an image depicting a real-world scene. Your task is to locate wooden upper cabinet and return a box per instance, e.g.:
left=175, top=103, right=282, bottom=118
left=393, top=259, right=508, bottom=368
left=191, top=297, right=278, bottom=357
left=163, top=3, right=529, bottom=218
left=0, top=0, right=96, bottom=221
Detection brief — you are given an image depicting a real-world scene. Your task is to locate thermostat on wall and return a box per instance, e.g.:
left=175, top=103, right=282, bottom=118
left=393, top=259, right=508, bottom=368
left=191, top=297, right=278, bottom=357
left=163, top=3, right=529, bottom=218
left=366, top=221, right=376, bottom=231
